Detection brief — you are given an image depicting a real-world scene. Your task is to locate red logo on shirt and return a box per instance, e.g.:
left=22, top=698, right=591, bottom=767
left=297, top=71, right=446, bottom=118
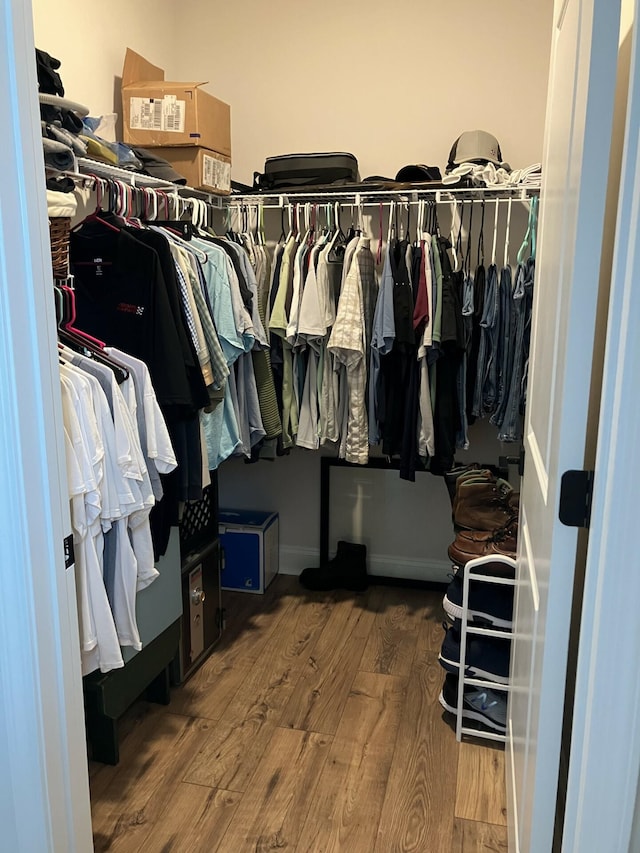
left=117, top=302, right=145, bottom=316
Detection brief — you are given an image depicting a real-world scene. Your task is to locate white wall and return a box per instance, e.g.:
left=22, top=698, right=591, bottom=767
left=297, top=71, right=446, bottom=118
left=31, top=0, right=180, bottom=120
left=175, top=0, right=554, bottom=184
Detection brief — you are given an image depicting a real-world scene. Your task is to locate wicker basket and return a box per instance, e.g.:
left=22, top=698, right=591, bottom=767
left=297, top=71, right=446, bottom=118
left=49, top=216, right=71, bottom=279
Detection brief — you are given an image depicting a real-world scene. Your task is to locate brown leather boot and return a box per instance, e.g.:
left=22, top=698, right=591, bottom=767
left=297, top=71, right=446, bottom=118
left=451, top=469, right=496, bottom=517
left=458, top=519, right=518, bottom=551
left=448, top=525, right=518, bottom=566
left=454, top=479, right=514, bottom=531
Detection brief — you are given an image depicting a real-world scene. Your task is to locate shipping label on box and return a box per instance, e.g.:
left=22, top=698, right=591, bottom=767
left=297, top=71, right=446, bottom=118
left=154, top=146, right=231, bottom=195
left=130, top=95, right=185, bottom=133
left=203, top=153, right=231, bottom=192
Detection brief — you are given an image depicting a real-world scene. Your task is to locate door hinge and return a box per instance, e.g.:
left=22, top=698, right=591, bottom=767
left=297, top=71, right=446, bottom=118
left=559, top=470, right=594, bottom=528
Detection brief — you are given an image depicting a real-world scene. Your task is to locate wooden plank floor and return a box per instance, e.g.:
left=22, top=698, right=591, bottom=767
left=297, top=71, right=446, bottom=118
left=90, top=576, right=509, bottom=853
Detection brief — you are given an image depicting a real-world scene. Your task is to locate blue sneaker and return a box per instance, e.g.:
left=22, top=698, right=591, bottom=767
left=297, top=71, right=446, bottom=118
left=439, top=673, right=507, bottom=733
left=443, top=569, right=513, bottom=629
left=438, top=620, right=511, bottom=684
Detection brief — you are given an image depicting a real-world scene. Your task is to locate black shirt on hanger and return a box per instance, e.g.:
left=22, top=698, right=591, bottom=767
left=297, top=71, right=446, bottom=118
left=70, top=226, right=196, bottom=415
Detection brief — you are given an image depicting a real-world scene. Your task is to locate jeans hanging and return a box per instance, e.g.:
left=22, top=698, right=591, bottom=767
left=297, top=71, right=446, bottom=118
left=499, top=258, right=535, bottom=441
left=456, top=271, right=474, bottom=449
left=472, top=263, right=499, bottom=417
left=491, top=264, right=514, bottom=428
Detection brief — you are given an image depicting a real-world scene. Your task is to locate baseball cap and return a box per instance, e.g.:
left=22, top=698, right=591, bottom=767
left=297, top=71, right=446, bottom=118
left=447, top=131, right=504, bottom=171
left=395, top=164, right=443, bottom=183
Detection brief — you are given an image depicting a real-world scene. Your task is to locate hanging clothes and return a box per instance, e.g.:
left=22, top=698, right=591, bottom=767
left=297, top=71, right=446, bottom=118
left=328, top=236, right=377, bottom=465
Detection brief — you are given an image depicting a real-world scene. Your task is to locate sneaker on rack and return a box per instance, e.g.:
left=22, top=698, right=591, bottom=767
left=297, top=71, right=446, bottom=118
left=443, top=567, right=514, bottom=629
left=438, top=620, right=511, bottom=684
left=439, top=673, right=507, bottom=733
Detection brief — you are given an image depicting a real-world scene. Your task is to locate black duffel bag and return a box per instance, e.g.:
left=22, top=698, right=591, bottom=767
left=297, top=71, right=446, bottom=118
left=253, top=152, right=360, bottom=191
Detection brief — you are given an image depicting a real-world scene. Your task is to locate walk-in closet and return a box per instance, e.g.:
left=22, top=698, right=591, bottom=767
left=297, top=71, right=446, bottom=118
left=3, top=1, right=640, bottom=852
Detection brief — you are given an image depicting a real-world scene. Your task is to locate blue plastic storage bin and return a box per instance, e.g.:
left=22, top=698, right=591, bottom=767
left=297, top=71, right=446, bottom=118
left=218, top=509, right=279, bottom=593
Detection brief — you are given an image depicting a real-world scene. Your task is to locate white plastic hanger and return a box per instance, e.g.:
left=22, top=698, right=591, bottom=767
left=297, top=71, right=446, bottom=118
left=450, top=202, right=459, bottom=271
left=491, top=199, right=500, bottom=266
left=355, top=193, right=365, bottom=236
left=387, top=199, right=396, bottom=247
left=327, top=202, right=343, bottom=256
left=503, top=197, right=513, bottom=268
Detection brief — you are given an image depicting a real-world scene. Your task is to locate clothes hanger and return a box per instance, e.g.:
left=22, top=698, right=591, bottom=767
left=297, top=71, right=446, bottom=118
left=517, top=196, right=538, bottom=264
left=431, top=199, right=441, bottom=237
left=72, top=177, right=121, bottom=236
left=57, top=288, right=130, bottom=385
left=464, top=201, right=474, bottom=278
left=415, top=199, right=423, bottom=245
left=503, top=197, right=513, bottom=268
left=327, top=202, right=347, bottom=263
left=284, top=204, right=294, bottom=243
left=454, top=202, right=464, bottom=273
left=450, top=202, right=460, bottom=271
left=387, top=199, right=396, bottom=248
left=59, top=283, right=105, bottom=347
left=355, top=196, right=365, bottom=238
left=491, top=199, right=500, bottom=267
left=477, top=201, right=486, bottom=268
left=376, top=201, right=384, bottom=265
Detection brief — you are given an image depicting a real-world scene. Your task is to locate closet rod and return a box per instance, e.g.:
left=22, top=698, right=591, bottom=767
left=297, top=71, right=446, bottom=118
left=229, top=197, right=534, bottom=212
left=229, top=185, right=539, bottom=205
left=74, top=157, right=225, bottom=206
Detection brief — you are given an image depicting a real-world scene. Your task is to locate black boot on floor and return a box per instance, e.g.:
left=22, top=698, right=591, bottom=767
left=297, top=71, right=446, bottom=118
left=299, top=541, right=368, bottom=592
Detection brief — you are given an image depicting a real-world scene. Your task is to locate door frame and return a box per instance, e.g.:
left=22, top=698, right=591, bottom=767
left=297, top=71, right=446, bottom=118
left=4, top=0, right=640, bottom=850
left=561, top=3, right=640, bottom=848
left=0, top=0, right=93, bottom=850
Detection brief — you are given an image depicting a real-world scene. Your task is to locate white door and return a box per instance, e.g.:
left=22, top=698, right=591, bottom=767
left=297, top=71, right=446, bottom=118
left=0, top=0, right=93, bottom=849
left=561, top=5, right=640, bottom=847
left=507, top=1, right=621, bottom=851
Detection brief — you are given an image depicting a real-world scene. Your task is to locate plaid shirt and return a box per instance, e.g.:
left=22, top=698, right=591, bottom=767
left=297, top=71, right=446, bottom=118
left=328, top=238, right=374, bottom=465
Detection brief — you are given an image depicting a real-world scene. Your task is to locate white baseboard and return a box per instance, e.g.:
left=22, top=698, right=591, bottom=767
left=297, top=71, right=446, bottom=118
left=278, top=546, right=319, bottom=576
left=278, top=546, right=450, bottom=584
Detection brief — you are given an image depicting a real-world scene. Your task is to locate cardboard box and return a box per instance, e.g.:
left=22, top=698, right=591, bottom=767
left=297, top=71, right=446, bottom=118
left=219, top=510, right=279, bottom=594
left=156, top=146, right=231, bottom=195
left=121, top=48, right=231, bottom=156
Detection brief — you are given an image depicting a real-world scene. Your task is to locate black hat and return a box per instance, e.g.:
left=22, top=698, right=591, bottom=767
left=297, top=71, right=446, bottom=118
left=395, top=164, right=443, bottom=183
